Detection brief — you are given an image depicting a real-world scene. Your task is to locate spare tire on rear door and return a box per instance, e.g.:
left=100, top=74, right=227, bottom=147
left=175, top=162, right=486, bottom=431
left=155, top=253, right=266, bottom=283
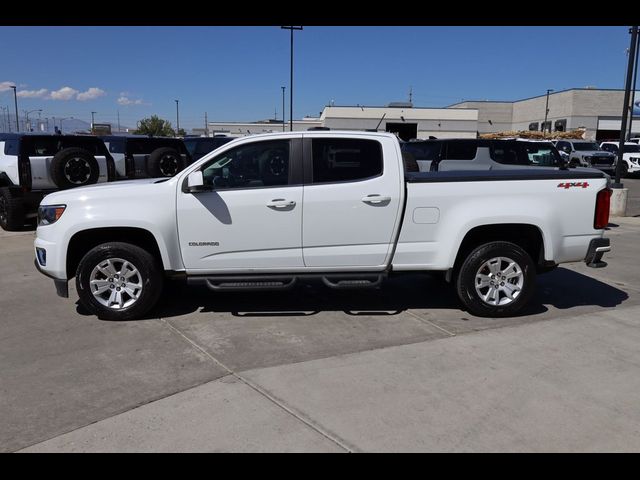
left=146, top=147, right=184, bottom=177
left=50, top=147, right=100, bottom=189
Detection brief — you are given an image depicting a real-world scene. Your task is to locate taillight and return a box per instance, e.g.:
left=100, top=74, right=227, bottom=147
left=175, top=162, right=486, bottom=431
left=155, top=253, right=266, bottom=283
left=594, top=188, right=612, bottom=229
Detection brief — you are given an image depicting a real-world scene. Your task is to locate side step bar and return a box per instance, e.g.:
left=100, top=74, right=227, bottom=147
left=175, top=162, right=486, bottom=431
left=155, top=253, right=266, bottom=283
left=187, top=273, right=387, bottom=292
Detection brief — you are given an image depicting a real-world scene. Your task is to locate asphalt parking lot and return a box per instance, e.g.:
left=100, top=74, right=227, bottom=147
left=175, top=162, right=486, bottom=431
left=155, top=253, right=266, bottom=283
left=2, top=181, right=640, bottom=452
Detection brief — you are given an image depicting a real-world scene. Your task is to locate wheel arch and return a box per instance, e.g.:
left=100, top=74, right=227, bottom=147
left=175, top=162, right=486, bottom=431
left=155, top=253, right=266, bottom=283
left=451, top=223, right=547, bottom=276
left=66, top=227, right=165, bottom=279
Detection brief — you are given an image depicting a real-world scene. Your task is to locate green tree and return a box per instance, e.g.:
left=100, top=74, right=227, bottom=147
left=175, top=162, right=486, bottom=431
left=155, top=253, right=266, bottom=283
left=134, top=115, right=175, bottom=137
left=177, top=128, right=187, bottom=137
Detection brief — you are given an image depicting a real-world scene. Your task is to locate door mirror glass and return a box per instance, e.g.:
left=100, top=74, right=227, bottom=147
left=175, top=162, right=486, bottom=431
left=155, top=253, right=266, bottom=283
left=186, top=170, right=206, bottom=192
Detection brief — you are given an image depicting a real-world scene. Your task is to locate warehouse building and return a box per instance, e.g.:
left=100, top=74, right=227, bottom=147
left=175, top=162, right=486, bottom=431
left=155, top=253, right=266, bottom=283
left=448, top=88, right=640, bottom=141
left=204, top=103, right=478, bottom=140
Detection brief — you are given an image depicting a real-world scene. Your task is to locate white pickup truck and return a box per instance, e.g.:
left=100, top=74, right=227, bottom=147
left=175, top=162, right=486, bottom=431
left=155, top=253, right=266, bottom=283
left=34, top=131, right=612, bottom=320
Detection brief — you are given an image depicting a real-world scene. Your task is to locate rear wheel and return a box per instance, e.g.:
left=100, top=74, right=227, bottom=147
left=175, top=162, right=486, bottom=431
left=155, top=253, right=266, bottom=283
left=0, top=187, right=25, bottom=231
left=76, top=242, right=163, bottom=320
left=456, top=241, right=536, bottom=317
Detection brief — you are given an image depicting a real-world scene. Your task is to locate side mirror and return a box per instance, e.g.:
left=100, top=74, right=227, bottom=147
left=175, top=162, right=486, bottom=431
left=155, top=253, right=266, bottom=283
left=186, top=171, right=207, bottom=193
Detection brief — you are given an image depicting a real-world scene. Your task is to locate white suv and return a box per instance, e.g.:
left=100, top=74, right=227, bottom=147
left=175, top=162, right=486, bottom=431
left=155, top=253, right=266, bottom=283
left=600, top=141, right=640, bottom=176
left=0, top=133, right=115, bottom=230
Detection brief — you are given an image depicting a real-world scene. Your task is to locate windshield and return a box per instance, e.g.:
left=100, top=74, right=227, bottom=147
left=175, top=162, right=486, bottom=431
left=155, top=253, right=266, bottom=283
left=573, top=142, right=600, bottom=151
left=623, top=144, right=640, bottom=153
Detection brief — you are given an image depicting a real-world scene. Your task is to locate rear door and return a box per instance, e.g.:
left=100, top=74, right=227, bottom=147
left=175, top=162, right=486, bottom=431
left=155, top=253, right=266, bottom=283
left=301, top=134, right=403, bottom=268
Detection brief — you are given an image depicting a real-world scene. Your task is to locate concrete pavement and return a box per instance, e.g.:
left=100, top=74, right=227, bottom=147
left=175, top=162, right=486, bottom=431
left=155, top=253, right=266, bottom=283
left=3, top=214, right=640, bottom=452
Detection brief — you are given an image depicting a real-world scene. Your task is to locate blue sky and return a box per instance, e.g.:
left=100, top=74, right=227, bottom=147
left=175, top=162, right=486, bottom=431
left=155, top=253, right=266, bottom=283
left=0, top=26, right=633, bottom=130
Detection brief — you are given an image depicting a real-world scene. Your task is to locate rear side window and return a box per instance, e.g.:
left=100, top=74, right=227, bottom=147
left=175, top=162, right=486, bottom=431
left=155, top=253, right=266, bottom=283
left=107, top=138, right=126, bottom=154
left=490, top=141, right=561, bottom=167
left=311, top=138, right=382, bottom=184
left=490, top=141, right=522, bottom=165
left=444, top=140, right=477, bottom=160
left=3, top=140, right=19, bottom=155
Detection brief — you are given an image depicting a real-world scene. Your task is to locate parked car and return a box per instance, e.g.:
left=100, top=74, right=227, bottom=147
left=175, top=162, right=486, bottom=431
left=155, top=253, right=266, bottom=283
left=628, top=137, right=640, bottom=144
left=400, top=138, right=565, bottom=172
left=34, top=131, right=611, bottom=320
left=182, top=136, right=236, bottom=161
left=101, top=135, right=192, bottom=179
left=0, top=133, right=115, bottom=230
left=554, top=140, right=616, bottom=173
left=600, top=141, right=640, bottom=176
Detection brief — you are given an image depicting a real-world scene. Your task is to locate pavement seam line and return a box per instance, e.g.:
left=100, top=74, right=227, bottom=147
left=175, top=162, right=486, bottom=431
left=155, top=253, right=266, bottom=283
left=160, top=318, right=354, bottom=453
left=405, top=310, right=456, bottom=336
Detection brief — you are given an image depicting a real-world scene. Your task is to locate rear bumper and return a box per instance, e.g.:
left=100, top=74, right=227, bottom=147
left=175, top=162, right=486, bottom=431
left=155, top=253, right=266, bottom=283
left=584, top=237, right=610, bottom=268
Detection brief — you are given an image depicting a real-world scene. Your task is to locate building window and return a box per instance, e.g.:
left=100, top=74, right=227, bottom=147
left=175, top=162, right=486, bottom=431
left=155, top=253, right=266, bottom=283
left=529, top=122, right=539, bottom=131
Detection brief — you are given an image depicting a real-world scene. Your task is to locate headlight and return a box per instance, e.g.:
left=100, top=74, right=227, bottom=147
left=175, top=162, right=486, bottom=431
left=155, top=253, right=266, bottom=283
left=38, top=205, right=66, bottom=226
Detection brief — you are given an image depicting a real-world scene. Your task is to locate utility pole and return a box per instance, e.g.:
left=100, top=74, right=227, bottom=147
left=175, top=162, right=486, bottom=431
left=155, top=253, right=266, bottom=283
left=91, top=111, right=97, bottom=133
left=175, top=99, right=180, bottom=135
left=281, top=86, right=286, bottom=131
left=281, top=26, right=303, bottom=131
left=205, top=112, right=209, bottom=137
left=10, top=85, right=19, bottom=132
left=613, top=25, right=639, bottom=190
left=543, top=89, right=554, bottom=135
left=409, top=86, right=413, bottom=104
left=117, top=110, right=121, bottom=133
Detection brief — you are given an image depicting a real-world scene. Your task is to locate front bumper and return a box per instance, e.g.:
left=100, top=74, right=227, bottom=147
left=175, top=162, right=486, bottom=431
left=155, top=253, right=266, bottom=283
left=34, top=258, right=69, bottom=297
left=584, top=237, right=610, bottom=268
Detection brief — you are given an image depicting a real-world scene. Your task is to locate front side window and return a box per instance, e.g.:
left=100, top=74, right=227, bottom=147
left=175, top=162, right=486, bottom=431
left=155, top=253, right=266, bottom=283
left=311, top=138, right=382, bottom=183
left=601, top=143, right=618, bottom=153
left=201, top=139, right=290, bottom=189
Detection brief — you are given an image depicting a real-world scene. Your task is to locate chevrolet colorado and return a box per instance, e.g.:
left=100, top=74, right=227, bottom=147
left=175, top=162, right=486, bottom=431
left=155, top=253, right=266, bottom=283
left=34, top=131, right=612, bottom=320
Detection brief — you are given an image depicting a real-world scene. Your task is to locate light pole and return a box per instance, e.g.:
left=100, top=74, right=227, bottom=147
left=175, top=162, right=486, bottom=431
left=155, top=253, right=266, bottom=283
left=613, top=26, right=639, bottom=189
left=0, top=106, right=7, bottom=132
left=281, top=86, right=286, bottom=132
left=59, top=116, right=74, bottom=134
left=281, top=26, right=303, bottom=131
left=10, top=85, right=19, bottom=132
left=628, top=31, right=640, bottom=140
left=24, top=109, right=42, bottom=132
left=91, top=111, right=97, bottom=133
left=175, top=99, right=180, bottom=135
left=543, top=89, right=554, bottom=136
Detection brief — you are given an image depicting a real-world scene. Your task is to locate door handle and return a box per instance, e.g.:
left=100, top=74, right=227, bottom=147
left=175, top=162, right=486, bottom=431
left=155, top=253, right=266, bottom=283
left=267, top=199, right=296, bottom=209
left=362, top=194, right=391, bottom=204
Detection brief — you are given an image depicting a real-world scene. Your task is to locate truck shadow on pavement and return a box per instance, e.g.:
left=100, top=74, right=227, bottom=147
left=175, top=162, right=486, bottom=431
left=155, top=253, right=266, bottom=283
left=79, top=266, right=628, bottom=321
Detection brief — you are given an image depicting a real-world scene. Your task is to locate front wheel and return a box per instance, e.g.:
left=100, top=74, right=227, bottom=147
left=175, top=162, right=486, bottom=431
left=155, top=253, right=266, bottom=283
left=456, top=241, right=536, bottom=317
left=76, top=242, right=163, bottom=320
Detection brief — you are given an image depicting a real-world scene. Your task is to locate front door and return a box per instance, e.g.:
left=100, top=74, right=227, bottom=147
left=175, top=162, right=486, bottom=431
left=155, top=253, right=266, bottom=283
left=177, top=137, right=304, bottom=272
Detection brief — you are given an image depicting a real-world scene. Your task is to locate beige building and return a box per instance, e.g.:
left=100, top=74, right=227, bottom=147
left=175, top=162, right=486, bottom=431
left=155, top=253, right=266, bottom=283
left=449, top=88, right=640, bottom=141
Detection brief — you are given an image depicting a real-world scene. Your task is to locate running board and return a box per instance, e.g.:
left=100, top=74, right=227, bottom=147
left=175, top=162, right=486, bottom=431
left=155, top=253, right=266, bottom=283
left=187, top=272, right=387, bottom=292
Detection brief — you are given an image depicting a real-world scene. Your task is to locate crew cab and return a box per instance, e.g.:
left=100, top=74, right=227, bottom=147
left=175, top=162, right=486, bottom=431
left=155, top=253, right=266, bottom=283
left=0, top=133, right=114, bottom=230
left=34, top=131, right=612, bottom=320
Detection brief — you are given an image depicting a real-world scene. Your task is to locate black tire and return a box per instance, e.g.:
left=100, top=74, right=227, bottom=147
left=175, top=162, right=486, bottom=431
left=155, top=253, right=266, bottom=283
left=456, top=241, right=536, bottom=317
left=0, top=187, right=25, bottom=231
left=50, top=147, right=100, bottom=189
left=76, top=242, right=164, bottom=321
left=621, top=161, right=629, bottom=178
left=146, top=147, right=184, bottom=177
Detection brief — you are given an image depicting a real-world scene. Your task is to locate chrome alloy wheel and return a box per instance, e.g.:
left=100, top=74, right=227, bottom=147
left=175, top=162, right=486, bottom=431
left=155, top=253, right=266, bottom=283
left=64, top=157, right=92, bottom=184
left=474, top=256, right=524, bottom=306
left=89, top=258, right=143, bottom=309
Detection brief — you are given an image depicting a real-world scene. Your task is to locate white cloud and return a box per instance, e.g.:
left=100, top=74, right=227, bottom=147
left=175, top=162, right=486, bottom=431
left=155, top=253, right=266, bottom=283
left=117, top=96, right=145, bottom=106
left=49, top=86, right=79, bottom=101
left=0, top=81, right=16, bottom=92
left=77, top=87, right=106, bottom=101
left=17, top=88, right=49, bottom=99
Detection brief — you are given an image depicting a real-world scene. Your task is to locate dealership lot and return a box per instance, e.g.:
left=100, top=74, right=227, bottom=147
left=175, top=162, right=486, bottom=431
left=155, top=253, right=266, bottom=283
left=1, top=179, right=640, bottom=452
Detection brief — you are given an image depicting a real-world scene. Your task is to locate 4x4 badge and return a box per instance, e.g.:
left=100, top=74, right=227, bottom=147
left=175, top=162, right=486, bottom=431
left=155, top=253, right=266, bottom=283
left=558, top=182, right=589, bottom=189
